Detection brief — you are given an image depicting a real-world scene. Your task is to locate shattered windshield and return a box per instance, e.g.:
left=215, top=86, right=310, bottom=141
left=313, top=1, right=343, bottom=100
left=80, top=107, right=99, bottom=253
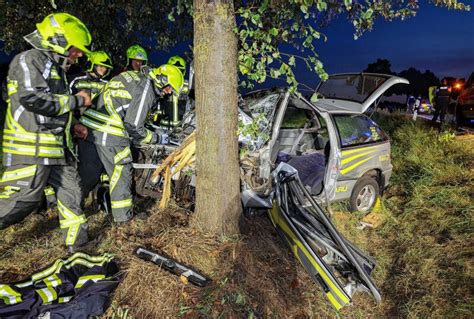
left=316, top=74, right=388, bottom=103
left=238, top=93, right=281, bottom=151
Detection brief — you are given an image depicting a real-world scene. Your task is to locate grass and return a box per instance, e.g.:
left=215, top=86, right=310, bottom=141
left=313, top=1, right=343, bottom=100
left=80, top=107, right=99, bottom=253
left=0, top=113, right=473, bottom=318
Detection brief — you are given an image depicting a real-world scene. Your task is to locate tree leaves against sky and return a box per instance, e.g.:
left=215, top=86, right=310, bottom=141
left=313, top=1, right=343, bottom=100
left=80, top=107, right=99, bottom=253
left=0, top=0, right=469, bottom=90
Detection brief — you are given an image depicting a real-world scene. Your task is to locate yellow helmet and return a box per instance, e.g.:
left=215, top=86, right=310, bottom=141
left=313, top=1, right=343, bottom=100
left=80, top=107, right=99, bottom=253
left=150, top=64, right=184, bottom=94
left=87, top=51, right=113, bottom=70
left=127, top=45, right=148, bottom=64
left=36, top=13, right=92, bottom=55
left=167, top=55, right=186, bottom=75
left=87, top=51, right=113, bottom=77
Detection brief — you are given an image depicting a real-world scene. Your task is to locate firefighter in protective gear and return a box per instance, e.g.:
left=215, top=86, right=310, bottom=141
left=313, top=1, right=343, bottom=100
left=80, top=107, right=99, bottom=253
left=168, top=55, right=186, bottom=76
left=126, top=45, right=148, bottom=72
left=33, top=51, right=115, bottom=211
left=160, top=56, right=190, bottom=127
left=77, top=64, right=184, bottom=222
left=69, top=50, right=113, bottom=98
left=0, top=13, right=92, bottom=251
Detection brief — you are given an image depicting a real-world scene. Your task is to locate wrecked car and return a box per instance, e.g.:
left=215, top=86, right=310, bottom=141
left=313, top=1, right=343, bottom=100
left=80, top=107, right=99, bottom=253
left=241, top=73, right=409, bottom=213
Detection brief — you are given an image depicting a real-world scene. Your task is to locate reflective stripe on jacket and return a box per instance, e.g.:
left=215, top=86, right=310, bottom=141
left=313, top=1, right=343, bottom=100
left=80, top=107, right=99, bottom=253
left=69, top=73, right=107, bottom=98
left=80, top=70, right=158, bottom=147
left=2, top=49, right=84, bottom=166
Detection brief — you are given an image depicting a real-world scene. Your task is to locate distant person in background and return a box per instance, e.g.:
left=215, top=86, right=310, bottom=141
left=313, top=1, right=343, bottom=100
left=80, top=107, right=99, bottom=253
left=415, top=95, right=422, bottom=112
left=432, top=79, right=451, bottom=126
left=428, top=86, right=437, bottom=113
left=406, top=95, right=416, bottom=114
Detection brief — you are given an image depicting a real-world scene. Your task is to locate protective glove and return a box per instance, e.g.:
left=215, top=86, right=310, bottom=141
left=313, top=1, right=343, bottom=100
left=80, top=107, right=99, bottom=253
left=156, top=133, right=169, bottom=145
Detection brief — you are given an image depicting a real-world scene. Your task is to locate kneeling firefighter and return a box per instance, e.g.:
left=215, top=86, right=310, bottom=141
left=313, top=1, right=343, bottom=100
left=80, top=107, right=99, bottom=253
left=0, top=13, right=93, bottom=251
left=76, top=64, right=183, bottom=222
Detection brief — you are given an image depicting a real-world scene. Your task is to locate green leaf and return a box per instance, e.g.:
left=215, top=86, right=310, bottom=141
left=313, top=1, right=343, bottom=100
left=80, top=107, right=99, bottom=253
left=239, top=65, right=249, bottom=75
left=288, top=56, right=296, bottom=66
left=269, top=27, right=278, bottom=36
left=317, top=1, right=327, bottom=11
left=270, top=68, right=281, bottom=78
left=300, top=5, right=308, bottom=14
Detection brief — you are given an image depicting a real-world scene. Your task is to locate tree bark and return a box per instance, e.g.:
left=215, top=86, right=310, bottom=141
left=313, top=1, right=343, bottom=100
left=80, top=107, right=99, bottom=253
left=192, top=0, right=241, bottom=235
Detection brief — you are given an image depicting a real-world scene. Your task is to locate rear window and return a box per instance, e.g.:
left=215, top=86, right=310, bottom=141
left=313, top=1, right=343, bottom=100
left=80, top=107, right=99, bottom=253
left=333, top=115, right=388, bottom=148
left=317, top=74, right=388, bottom=103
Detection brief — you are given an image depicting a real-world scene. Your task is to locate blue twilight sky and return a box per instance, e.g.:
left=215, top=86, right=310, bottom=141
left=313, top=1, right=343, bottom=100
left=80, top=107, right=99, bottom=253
left=302, top=3, right=474, bottom=85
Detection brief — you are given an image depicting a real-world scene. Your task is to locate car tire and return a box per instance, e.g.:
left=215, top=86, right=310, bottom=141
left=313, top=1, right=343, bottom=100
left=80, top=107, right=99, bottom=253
left=349, top=177, right=379, bottom=213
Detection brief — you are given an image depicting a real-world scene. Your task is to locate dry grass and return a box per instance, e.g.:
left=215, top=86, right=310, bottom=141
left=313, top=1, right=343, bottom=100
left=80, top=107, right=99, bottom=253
left=1, top=115, right=473, bottom=318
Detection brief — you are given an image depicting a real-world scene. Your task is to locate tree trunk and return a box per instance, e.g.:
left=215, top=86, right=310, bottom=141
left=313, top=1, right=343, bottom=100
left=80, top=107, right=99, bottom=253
left=192, top=0, right=241, bottom=235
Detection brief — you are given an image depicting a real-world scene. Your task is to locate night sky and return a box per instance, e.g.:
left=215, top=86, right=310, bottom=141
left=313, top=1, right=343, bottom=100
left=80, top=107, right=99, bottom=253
left=306, top=3, right=474, bottom=83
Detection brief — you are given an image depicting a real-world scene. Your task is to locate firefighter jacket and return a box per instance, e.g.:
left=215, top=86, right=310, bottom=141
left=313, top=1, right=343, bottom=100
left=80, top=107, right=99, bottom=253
left=69, top=72, right=107, bottom=120
left=80, top=70, right=159, bottom=147
left=0, top=252, right=119, bottom=319
left=69, top=72, right=107, bottom=98
left=2, top=49, right=86, bottom=167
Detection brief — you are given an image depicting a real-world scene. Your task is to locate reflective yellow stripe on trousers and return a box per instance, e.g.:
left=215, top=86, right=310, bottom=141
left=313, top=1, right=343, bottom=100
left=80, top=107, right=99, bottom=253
left=114, top=147, right=131, bottom=164
left=57, top=200, right=86, bottom=246
left=111, top=198, right=133, bottom=209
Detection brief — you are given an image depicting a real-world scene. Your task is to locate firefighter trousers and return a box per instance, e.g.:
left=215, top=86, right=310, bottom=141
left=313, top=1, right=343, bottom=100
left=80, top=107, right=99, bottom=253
left=0, top=164, right=88, bottom=247
left=78, top=140, right=133, bottom=222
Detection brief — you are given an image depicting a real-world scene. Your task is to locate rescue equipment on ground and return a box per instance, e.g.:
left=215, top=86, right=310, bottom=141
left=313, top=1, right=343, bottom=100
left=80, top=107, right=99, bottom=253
left=135, top=247, right=211, bottom=287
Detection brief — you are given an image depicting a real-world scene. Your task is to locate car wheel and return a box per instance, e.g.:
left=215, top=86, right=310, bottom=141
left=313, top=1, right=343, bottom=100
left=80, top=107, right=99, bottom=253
left=350, top=177, right=379, bottom=213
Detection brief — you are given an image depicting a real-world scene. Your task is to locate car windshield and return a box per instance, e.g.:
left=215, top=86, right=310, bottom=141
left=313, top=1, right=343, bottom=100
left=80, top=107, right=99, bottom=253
left=317, top=74, right=388, bottom=103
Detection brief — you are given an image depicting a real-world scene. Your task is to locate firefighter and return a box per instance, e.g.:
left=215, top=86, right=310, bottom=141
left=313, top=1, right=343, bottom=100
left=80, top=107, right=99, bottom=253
left=69, top=50, right=113, bottom=98
left=432, top=79, right=451, bottom=125
left=76, top=64, right=183, bottom=222
left=125, top=45, right=148, bottom=72
left=0, top=13, right=92, bottom=252
left=42, top=51, right=113, bottom=209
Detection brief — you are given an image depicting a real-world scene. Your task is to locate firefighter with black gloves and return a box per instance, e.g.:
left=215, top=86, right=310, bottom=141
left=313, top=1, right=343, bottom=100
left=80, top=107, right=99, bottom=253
left=125, top=45, right=148, bottom=72
left=76, top=64, right=183, bottom=222
left=0, top=13, right=92, bottom=252
left=432, top=79, right=451, bottom=126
